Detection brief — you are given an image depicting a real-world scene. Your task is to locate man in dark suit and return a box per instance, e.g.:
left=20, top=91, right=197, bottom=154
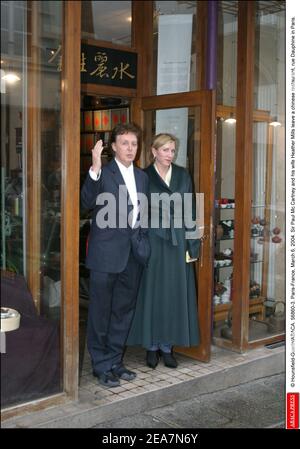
left=81, top=123, right=150, bottom=388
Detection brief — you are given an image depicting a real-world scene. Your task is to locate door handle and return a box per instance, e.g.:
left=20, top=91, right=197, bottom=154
left=199, top=233, right=209, bottom=267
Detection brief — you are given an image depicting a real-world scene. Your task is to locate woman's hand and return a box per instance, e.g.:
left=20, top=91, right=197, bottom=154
left=91, top=139, right=104, bottom=175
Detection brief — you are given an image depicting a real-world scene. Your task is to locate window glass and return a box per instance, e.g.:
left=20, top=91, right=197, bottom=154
left=81, top=1, right=132, bottom=47
left=249, top=1, right=285, bottom=341
left=143, top=106, right=201, bottom=181
left=217, top=1, right=238, bottom=107
left=153, top=1, right=198, bottom=95
left=1, top=0, right=63, bottom=408
left=213, top=2, right=238, bottom=339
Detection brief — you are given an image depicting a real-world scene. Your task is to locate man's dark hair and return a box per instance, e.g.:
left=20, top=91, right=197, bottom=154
left=110, top=122, right=142, bottom=144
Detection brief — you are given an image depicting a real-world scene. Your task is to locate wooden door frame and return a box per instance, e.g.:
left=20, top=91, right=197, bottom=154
left=61, top=0, right=81, bottom=400
left=139, top=90, right=216, bottom=362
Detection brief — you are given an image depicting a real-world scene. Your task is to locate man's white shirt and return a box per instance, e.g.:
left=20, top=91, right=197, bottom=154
left=89, top=159, right=138, bottom=227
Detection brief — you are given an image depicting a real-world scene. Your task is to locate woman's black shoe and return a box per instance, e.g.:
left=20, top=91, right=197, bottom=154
left=146, top=350, right=159, bottom=368
left=160, top=350, right=178, bottom=368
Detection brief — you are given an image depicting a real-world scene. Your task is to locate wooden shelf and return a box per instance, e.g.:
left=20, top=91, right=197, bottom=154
left=213, top=296, right=265, bottom=322
left=213, top=302, right=232, bottom=322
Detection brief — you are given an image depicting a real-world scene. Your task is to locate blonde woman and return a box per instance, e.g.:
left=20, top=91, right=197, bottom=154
left=127, top=133, right=200, bottom=369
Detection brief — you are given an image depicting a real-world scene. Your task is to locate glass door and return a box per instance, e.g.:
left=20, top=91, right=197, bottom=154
left=140, top=90, right=215, bottom=362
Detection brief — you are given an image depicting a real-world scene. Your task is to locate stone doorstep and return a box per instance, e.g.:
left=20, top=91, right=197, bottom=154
left=2, top=347, right=284, bottom=429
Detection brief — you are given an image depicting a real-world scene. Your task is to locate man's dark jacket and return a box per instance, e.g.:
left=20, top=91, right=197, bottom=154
left=81, top=158, right=150, bottom=273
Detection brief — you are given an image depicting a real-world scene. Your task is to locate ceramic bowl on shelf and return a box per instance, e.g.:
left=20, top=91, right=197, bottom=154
left=213, top=295, right=221, bottom=305
left=221, top=294, right=231, bottom=304
left=223, top=248, right=233, bottom=257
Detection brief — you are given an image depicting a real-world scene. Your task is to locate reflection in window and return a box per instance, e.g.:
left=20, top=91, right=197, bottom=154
left=1, top=0, right=62, bottom=408
left=81, top=1, right=132, bottom=47
left=249, top=2, right=285, bottom=341
left=217, top=1, right=238, bottom=106
left=143, top=107, right=200, bottom=185
left=153, top=1, right=197, bottom=95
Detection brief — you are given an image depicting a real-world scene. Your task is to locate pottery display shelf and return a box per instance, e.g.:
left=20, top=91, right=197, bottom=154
left=213, top=297, right=265, bottom=323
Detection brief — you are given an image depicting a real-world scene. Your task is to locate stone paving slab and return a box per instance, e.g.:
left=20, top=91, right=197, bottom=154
left=94, top=374, right=285, bottom=429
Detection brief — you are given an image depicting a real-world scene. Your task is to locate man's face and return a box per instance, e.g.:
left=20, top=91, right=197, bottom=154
left=112, top=132, right=138, bottom=167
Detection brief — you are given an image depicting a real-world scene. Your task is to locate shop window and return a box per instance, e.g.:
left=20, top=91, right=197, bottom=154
left=81, top=0, right=132, bottom=47
left=1, top=0, right=63, bottom=408
left=213, top=2, right=237, bottom=339
left=249, top=1, right=285, bottom=342
left=153, top=0, right=198, bottom=95
left=217, top=1, right=238, bottom=106
left=213, top=1, right=286, bottom=346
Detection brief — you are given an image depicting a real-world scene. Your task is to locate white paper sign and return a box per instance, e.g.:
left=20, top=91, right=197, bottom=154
left=156, top=14, right=193, bottom=167
left=157, top=14, right=193, bottom=95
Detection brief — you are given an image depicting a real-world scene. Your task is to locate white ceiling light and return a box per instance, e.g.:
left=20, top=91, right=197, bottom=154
left=224, top=113, right=236, bottom=124
left=269, top=118, right=281, bottom=127
left=1, top=72, right=21, bottom=83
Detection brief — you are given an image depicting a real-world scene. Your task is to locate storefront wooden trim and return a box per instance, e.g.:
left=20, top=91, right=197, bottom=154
left=261, top=125, right=274, bottom=297
left=177, top=90, right=216, bottom=362
left=247, top=334, right=285, bottom=349
left=82, top=37, right=137, bottom=54
left=197, top=89, right=216, bottom=361
left=231, top=1, right=255, bottom=352
left=81, top=83, right=137, bottom=98
left=1, top=393, right=68, bottom=422
left=212, top=337, right=243, bottom=353
left=216, top=105, right=271, bottom=123
left=213, top=333, right=285, bottom=353
left=197, top=1, right=208, bottom=90
left=141, top=90, right=212, bottom=110
left=131, top=1, right=153, bottom=166
left=132, top=1, right=153, bottom=97
left=61, top=0, right=81, bottom=400
left=26, top=0, right=42, bottom=312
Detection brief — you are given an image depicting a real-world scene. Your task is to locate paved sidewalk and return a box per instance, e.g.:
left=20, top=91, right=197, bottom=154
left=2, top=344, right=284, bottom=428
left=92, top=373, right=285, bottom=428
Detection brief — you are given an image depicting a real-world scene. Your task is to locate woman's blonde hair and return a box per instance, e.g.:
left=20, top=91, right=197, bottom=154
left=151, top=133, right=178, bottom=151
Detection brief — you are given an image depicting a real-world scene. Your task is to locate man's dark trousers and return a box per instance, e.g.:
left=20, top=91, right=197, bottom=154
left=88, top=251, right=142, bottom=374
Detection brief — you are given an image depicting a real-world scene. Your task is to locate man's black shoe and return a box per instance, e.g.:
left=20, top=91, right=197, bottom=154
left=146, top=350, right=159, bottom=369
left=93, top=370, right=120, bottom=388
left=159, top=350, right=178, bottom=368
left=112, top=364, right=136, bottom=381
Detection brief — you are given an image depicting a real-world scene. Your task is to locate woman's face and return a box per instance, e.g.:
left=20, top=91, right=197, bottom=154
left=152, top=140, right=176, bottom=168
